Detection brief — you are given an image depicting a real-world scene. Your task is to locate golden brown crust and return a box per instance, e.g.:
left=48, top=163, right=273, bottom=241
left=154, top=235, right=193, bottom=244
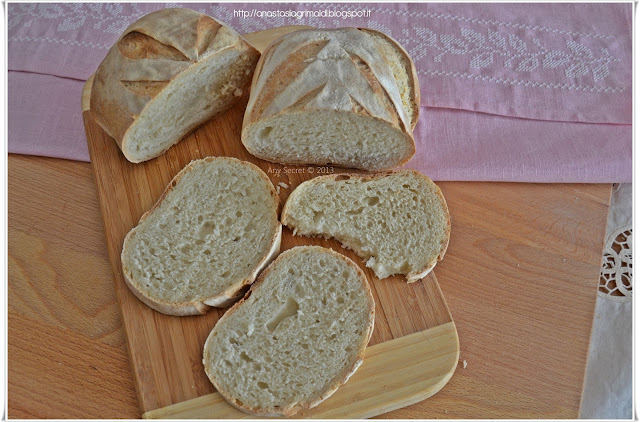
left=246, top=40, right=337, bottom=125
left=245, top=28, right=408, bottom=125
left=203, top=246, right=375, bottom=416
left=241, top=29, right=309, bottom=134
left=281, top=170, right=450, bottom=283
left=359, top=28, right=421, bottom=130
left=91, top=8, right=260, bottom=162
left=242, top=28, right=417, bottom=170
left=121, top=157, right=281, bottom=316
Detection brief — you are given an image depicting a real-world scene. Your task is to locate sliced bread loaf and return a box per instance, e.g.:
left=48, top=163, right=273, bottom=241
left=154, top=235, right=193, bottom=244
left=241, top=28, right=419, bottom=171
left=121, top=157, right=281, bottom=316
left=203, top=246, right=375, bottom=416
left=91, top=8, right=260, bottom=163
left=282, top=171, right=450, bottom=282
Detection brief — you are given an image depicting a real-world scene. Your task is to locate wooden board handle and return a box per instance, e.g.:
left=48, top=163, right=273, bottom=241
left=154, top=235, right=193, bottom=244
left=143, top=322, right=459, bottom=419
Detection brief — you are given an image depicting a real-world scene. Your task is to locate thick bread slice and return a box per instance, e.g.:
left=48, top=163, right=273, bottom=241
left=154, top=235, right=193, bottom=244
left=121, top=157, right=281, bottom=316
left=242, top=28, right=420, bottom=171
left=282, top=171, right=450, bottom=282
left=203, top=246, right=375, bottom=416
left=91, top=8, right=260, bottom=163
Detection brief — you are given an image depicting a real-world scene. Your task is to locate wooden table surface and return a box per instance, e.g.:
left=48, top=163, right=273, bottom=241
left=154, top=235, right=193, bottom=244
left=7, top=153, right=611, bottom=419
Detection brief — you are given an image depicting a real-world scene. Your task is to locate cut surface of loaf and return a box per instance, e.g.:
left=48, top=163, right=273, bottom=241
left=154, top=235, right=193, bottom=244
left=242, top=28, right=419, bottom=171
left=203, top=246, right=375, bottom=416
left=121, top=157, right=281, bottom=316
left=91, top=8, right=260, bottom=163
left=282, top=171, right=450, bottom=282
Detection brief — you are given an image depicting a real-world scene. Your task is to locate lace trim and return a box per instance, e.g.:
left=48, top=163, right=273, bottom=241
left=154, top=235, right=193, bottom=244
left=599, top=226, right=632, bottom=302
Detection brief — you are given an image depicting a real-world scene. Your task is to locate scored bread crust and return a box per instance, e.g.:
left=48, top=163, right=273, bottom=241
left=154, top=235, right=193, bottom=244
left=281, top=170, right=450, bottom=283
left=203, top=246, right=375, bottom=416
left=241, top=27, right=420, bottom=170
left=121, top=156, right=282, bottom=316
left=358, top=28, right=421, bottom=130
left=91, top=8, right=260, bottom=163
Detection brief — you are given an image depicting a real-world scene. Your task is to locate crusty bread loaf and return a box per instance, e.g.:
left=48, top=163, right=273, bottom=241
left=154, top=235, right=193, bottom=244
left=91, top=8, right=260, bottom=163
left=242, top=28, right=419, bottom=171
left=121, top=157, right=281, bottom=316
left=203, top=246, right=375, bottom=416
left=282, top=171, right=450, bottom=282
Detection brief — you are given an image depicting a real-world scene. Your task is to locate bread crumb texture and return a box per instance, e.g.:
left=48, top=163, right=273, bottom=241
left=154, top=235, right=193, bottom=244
left=122, top=158, right=279, bottom=308
left=283, top=170, right=449, bottom=281
left=91, top=8, right=259, bottom=163
left=204, top=246, right=374, bottom=416
left=242, top=28, right=418, bottom=171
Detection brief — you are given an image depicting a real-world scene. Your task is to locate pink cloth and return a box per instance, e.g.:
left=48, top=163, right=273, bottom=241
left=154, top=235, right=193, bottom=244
left=7, top=3, right=631, bottom=182
left=9, top=72, right=87, bottom=161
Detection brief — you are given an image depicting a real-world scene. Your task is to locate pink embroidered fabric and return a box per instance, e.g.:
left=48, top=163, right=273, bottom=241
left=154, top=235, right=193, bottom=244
left=7, top=3, right=632, bottom=182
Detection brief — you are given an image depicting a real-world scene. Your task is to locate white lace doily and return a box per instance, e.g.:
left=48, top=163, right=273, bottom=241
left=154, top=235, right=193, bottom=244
left=599, top=226, right=632, bottom=302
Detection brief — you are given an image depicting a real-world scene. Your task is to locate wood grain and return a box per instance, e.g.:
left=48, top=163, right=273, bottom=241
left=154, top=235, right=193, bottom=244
left=143, top=323, right=458, bottom=419
left=7, top=23, right=611, bottom=420
left=429, top=181, right=611, bottom=418
left=7, top=155, right=140, bottom=418
left=8, top=155, right=611, bottom=418
left=82, top=25, right=459, bottom=417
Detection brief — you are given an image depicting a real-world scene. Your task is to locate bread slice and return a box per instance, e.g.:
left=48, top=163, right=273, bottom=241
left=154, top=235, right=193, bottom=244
left=121, top=157, right=281, bottom=316
left=203, top=246, right=375, bottom=416
left=282, top=171, right=450, bottom=282
left=241, top=28, right=419, bottom=171
left=91, top=8, right=260, bottom=163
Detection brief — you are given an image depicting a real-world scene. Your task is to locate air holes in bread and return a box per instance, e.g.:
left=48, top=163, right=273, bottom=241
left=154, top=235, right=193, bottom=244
left=202, top=246, right=374, bottom=416
left=266, top=297, right=299, bottom=333
left=365, top=196, right=379, bottom=206
left=258, top=126, right=273, bottom=141
left=281, top=171, right=450, bottom=281
left=346, top=206, right=365, bottom=215
left=312, top=210, right=325, bottom=224
left=198, top=221, right=216, bottom=238
left=120, top=157, right=280, bottom=315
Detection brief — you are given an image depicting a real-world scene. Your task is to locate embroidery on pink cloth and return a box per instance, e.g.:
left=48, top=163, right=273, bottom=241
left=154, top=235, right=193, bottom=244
left=417, top=32, right=622, bottom=90
left=6, top=3, right=632, bottom=181
left=8, top=4, right=631, bottom=104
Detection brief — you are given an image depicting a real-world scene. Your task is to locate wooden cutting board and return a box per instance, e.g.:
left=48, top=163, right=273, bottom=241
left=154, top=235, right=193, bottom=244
left=81, top=26, right=459, bottom=419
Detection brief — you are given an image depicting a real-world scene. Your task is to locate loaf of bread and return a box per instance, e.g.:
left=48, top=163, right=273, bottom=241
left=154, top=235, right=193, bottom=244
left=91, top=8, right=260, bottom=163
left=282, top=171, right=450, bottom=282
left=121, top=157, right=281, bottom=316
left=242, top=28, right=419, bottom=171
left=203, top=246, right=375, bottom=416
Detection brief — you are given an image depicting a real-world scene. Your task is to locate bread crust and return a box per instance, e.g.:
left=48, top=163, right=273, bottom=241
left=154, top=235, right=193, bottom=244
left=359, top=28, right=421, bottom=130
left=203, top=246, right=375, bottom=416
left=121, top=156, right=281, bottom=316
left=241, top=27, right=419, bottom=170
left=91, top=8, right=260, bottom=163
left=281, top=170, right=450, bottom=283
